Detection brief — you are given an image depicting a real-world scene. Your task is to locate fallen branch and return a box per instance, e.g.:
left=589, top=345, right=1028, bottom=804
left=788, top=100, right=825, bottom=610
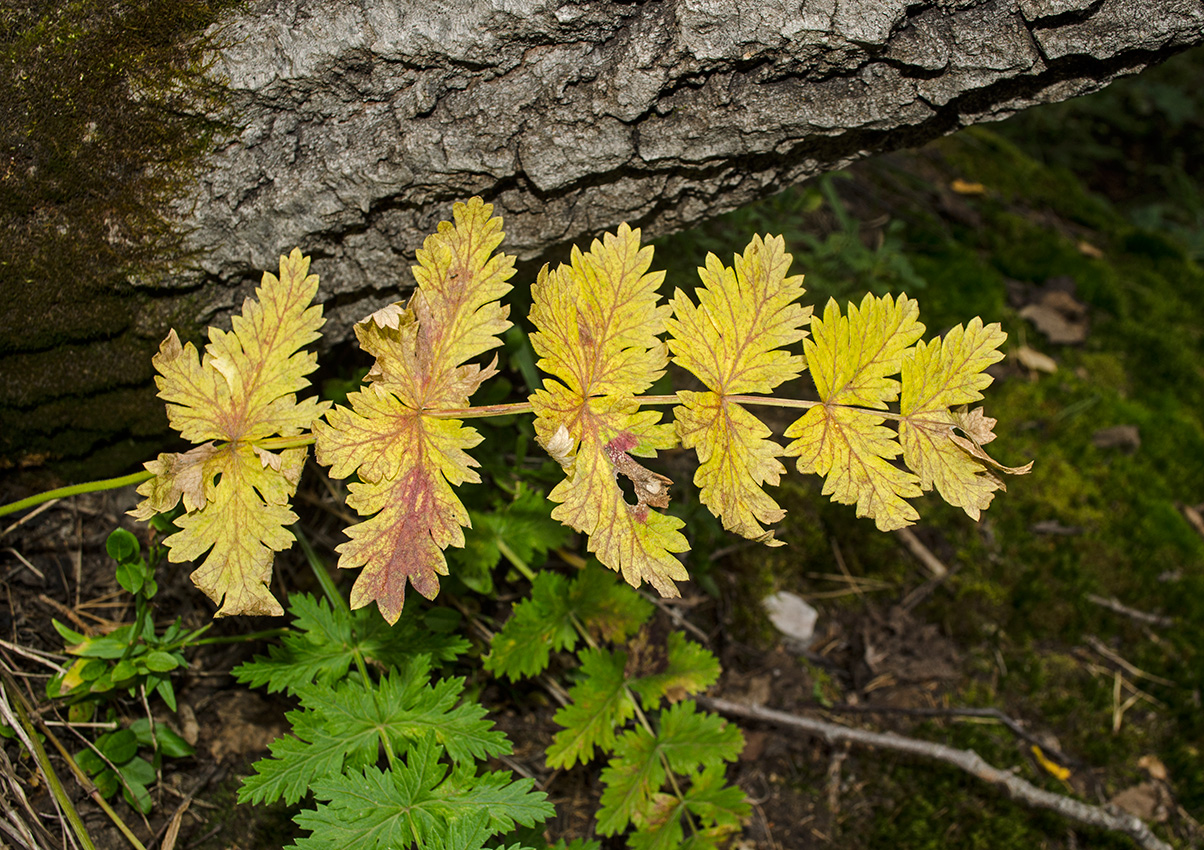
left=699, top=696, right=1172, bottom=850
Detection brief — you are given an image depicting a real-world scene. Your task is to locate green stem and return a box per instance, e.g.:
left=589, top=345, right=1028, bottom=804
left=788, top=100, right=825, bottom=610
left=496, top=538, right=536, bottom=583
left=0, top=471, right=153, bottom=518
left=292, top=525, right=348, bottom=615
left=193, top=627, right=287, bottom=647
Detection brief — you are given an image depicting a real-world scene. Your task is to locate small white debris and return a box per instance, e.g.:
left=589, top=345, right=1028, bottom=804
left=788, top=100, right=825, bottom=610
left=763, top=591, right=818, bottom=645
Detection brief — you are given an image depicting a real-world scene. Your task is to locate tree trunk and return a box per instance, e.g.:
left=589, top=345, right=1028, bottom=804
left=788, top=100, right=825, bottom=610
left=3, top=0, right=1202, bottom=475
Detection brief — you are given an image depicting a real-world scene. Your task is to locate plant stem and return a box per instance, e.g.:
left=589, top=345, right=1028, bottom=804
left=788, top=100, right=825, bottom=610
left=1, top=392, right=934, bottom=518
left=292, top=526, right=348, bottom=615
left=193, top=628, right=287, bottom=647
left=0, top=471, right=153, bottom=518
left=496, top=538, right=536, bottom=583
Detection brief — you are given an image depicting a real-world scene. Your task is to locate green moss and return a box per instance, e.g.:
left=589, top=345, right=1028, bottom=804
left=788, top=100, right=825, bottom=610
left=0, top=0, right=235, bottom=298
left=0, top=1, right=238, bottom=471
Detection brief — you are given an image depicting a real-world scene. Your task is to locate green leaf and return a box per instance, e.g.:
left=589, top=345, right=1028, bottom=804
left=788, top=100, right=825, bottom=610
left=628, top=633, right=721, bottom=708
left=241, top=656, right=506, bottom=806
left=681, top=763, right=750, bottom=833
left=76, top=747, right=106, bottom=775
left=291, top=737, right=552, bottom=850
left=654, top=701, right=743, bottom=775
left=144, top=651, right=178, bottom=672
left=485, top=564, right=652, bottom=682
left=120, top=756, right=157, bottom=786
left=546, top=648, right=635, bottom=770
left=98, top=729, right=138, bottom=765
left=110, top=659, right=139, bottom=684
left=130, top=719, right=195, bottom=758
left=234, top=594, right=467, bottom=695
left=453, top=485, right=570, bottom=592
left=597, top=701, right=743, bottom=836
left=156, top=677, right=177, bottom=711
left=106, top=528, right=140, bottom=562
left=115, top=559, right=145, bottom=594
left=94, top=768, right=121, bottom=798
left=123, top=780, right=152, bottom=814
left=485, top=572, right=577, bottom=680
left=52, top=619, right=86, bottom=646
left=597, top=726, right=663, bottom=835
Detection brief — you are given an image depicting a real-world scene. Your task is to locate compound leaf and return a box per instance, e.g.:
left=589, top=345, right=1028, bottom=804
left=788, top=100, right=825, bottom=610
left=668, top=235, right=811, bottom=542
left=597, top=725, right=663, bottom=836
left=131, top=249, right=329, bottom=616
left=453, top=483, right=570, bottom=594
left=784, top=294, right=925, bottom=530
left=314, top=198, right=514, bottom=623
left=529, top=225, right=688, bottom=598
left=240, top=656, right=506, bottom=806
left=233, top=593, right=467, bottom=695
left=485, top=564, right=653, bottom=681
left=597, top=701, right=742, bottom=836
left=293, top=738, right=551, bottom=850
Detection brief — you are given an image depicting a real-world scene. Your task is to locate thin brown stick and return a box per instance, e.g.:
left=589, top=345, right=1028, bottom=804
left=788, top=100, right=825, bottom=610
left=699, top=696, right=1172, bottom=850
left=1086, top=594, right=1174, bottom=628
left=821, top=702, right=1079, bottom=768
left=894, top=527, right=948, bottom=578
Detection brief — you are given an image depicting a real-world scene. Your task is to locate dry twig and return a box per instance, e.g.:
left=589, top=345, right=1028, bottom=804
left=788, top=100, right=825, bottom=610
left=894, top=527, right=948, bottom=578
left=1086, top=594, right=1173, bottom=628
left=700, top=696, right=1172, bottom=850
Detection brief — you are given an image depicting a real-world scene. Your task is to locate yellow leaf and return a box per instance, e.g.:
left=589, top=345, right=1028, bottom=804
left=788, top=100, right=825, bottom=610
left=667, top=235, right=811, bottom=541
left=783, top=294, right=924, bottom=530
left=1031, top=745, right=1071, bottom=781
left=530, top=225, right=689, bottom=596
left=786, top=405, right=921, bottom=531
left=131, top=249, right=329, bottom=617
left=314, top=198, right=515, bottom=622
left=898, top=319, right=1009, bottom=520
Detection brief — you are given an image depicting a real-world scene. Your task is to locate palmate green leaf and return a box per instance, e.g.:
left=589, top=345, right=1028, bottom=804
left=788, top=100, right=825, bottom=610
left=239, top=656, right=506, bottom=806
left=314, top=198, right=515, bottom=623
left=485, top=564, right=652, bottom=681
left=784, top=293, right=926, bottom=531
left=233, top=594, right=467, bottom=694
left=668, top=235, right=811, bottom=543
left=598, top=700, right=743, bottom=835
left=628, top=633, right=721, bottom=707
left=627, top=764, right=749, bottom=850
left=484, top=571, right=578, bottom=680
left=529, top=225, right=689, bottom=599
left=546, top=648, right=636, bottom=769
left=131, top=249, right=329, bottom=616
left=292, top=736, right=552, bottom=850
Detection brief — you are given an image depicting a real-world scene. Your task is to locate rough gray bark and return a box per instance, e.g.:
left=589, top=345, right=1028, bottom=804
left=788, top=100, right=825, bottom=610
left=180, top=0, right=1204, bottom=345
left=4, top=0, right=1204, bottom=473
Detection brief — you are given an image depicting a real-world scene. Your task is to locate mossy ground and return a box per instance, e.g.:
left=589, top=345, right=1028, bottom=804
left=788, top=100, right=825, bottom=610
left=652, top=47, right=1204, bottom=848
